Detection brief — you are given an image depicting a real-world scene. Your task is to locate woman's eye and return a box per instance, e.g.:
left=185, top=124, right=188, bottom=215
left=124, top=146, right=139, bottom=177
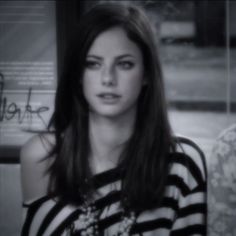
left=84, top=61, right=100, bottom=69
left=118, top=61, right=134, bottom=70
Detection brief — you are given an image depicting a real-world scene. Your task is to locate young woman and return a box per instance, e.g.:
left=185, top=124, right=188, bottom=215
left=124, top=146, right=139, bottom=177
left=20, top=3, right=207, bottom=236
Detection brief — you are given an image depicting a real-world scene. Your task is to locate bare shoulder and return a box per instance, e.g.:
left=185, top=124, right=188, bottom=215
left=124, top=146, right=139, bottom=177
left=20, top=133, right=56, bottom=203
left=20, top=133, right=55, bottom=160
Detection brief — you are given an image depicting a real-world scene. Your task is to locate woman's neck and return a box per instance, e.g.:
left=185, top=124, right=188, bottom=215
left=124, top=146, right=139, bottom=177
left=88, top=112, right=136, bottom=174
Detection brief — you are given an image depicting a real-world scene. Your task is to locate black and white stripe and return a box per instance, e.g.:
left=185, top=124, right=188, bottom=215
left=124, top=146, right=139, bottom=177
left=21, top=152, right=207, bottom=236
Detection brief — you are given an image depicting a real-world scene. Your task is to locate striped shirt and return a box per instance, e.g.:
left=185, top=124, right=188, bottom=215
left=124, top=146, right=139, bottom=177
left=21, top=151, right=207, bottom=236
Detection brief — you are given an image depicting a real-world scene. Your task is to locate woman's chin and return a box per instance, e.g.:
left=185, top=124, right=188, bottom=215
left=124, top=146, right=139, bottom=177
left=89, top=106, right=135, bottom=120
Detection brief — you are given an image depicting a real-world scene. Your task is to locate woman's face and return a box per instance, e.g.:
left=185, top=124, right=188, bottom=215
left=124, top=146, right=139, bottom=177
left=82, top=27, right=145, bottom=119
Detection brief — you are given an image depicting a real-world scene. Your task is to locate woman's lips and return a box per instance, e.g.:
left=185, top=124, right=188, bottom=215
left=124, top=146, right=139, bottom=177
left=97, top=93, right=121, bottom=103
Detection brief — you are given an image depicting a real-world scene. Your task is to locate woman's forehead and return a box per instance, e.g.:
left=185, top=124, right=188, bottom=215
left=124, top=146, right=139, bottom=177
left=87, top=27, right=142, bottom=59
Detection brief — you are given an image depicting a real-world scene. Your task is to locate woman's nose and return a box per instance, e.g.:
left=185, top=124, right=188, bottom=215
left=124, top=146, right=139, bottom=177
left=101, top=65, right=116, bottom=86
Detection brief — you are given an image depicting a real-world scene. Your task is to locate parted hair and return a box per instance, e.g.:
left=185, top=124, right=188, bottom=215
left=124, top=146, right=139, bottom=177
left=48, top=3, right=175, bottom=211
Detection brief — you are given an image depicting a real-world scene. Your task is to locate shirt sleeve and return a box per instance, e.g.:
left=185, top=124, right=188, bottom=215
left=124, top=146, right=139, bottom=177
left=171, top=146, right=207, bottom=236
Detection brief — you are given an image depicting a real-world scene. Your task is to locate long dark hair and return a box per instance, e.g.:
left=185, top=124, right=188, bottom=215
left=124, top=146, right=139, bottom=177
left=48, top=3, right=175, bottom=211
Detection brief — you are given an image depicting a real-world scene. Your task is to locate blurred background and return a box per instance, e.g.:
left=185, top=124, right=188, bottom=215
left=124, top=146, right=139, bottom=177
left=0, top=0, right=235, bottom=235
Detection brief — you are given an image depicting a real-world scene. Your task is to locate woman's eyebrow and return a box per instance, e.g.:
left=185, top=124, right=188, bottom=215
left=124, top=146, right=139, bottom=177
left=116, top=54, right=135, bottom=60
left=86, top=54, right=135, bottom=60
left=86, top=55, right=103, bottom=60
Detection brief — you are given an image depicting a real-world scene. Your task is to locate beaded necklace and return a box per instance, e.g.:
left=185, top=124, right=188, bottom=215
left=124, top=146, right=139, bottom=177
left=64, top=167, right=138, bottom=235
left=66, top=194, right=137, bottom=236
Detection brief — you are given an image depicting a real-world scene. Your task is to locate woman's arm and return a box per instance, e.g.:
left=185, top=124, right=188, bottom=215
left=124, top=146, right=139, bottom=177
left=171, top=142, right=207, bottom=235
left=20, top=133, right=55, bottom=204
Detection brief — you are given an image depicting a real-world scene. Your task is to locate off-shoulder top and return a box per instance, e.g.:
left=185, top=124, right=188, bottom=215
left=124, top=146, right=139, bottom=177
left=21, top=152, right=207, bottom=236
